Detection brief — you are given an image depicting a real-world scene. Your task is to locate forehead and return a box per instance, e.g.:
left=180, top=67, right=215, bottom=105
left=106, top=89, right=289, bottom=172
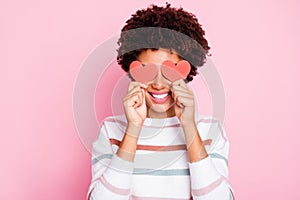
left=137, top=48, right=181, bottom=64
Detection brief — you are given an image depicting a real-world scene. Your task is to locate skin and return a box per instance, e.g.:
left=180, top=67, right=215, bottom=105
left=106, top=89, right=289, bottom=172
left=117, top=48, right=208, bottom=163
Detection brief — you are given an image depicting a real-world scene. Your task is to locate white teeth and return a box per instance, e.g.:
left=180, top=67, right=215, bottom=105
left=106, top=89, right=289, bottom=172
left=152, top=93, right=168, bottom=99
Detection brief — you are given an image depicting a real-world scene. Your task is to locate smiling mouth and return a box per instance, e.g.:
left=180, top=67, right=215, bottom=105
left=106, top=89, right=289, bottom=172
left=148, top=91, right=172, bottom=104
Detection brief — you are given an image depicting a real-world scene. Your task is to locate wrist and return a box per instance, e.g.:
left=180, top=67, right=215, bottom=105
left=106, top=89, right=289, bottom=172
left=118, top=130, right=140, bottom=162
left=126, top=123, right=142, bottom=138
left=181, top=122, right=198, bottom=148
left=181, top=120, right=197, bottom=129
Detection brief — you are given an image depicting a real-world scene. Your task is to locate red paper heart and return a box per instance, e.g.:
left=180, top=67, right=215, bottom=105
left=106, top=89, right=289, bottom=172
left=161, top=60, right=191, bottom=82
left=129, top=61, right=158, bottom=83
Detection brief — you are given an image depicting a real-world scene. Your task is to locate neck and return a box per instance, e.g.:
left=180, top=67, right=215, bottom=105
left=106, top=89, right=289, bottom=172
left=146, top=107, right=176, bottom=119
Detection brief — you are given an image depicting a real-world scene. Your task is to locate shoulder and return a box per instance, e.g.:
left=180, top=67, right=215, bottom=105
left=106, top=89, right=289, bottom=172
left=101, top=114, right=127, bottom=126
left=194, top=114, right=222, bottom=128
left=194, top=114, right=228, bottom=152
left=100, top=114, right=128, bottom=140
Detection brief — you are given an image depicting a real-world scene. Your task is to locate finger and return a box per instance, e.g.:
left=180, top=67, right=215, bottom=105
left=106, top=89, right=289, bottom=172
left=123, top=86, right=142, bottom=102
left=175, top=100, right=184, bottom=108
left=176, top=96, right=194, bottom=107
left=125, top=85, right=146, bottom=101
left=172, top=92, right=184, bottom=108
left=128, top=81, right=148, bottom=91
left=127, top=86, right=142, bottom=97
left=139, top=88, right=147, bottom=107
left=135, top=89, right=146, bottom=108
left=135, top=91, right=144, bottom=108
left=130, top=91, right=143, bottom=108
left=172, top=87, right=194, bottom=102
left=124, top=86, right=146, bottom=103
left=172, top=79, right=188, bottom=89
left=172, top=91, right=192, bottom=102
left=178, top=79, right=188, bottom=89
left=171, top=85, right=193, bottom=96
left=172, top=89, right=193, bottom=106
left=141, top=88, right=145, bottom=106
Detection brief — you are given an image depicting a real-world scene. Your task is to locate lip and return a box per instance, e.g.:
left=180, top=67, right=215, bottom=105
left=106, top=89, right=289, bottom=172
left=148, top=91, right=171, bottom=104
left=149, top=91, right=170, bottom=95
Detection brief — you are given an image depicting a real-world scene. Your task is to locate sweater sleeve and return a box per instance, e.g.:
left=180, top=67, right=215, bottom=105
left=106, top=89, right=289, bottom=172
left=87, top=121, right=134, bottom=200
left=188, top=118, right=235, bottom=200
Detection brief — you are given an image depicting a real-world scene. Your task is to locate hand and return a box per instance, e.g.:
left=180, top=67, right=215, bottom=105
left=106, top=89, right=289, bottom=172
left=123, top=81, right=148, bottom=130
left=171, top=79, right=195, bottom=126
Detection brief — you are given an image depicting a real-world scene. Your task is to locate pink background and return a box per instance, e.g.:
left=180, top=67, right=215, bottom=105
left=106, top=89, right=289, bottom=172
left=1, top=0, right=300, bottom=199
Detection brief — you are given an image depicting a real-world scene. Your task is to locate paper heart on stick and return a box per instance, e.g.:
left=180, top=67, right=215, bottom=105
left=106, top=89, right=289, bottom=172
left=129, top=60, right=191, bottom=83
left=129, top=61, right=158, bottom=83
left=161, top=60, right=191, bottom=82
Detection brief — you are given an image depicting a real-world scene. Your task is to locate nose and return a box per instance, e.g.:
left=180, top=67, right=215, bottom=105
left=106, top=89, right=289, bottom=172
left=151, top=67, right=169, bottom=89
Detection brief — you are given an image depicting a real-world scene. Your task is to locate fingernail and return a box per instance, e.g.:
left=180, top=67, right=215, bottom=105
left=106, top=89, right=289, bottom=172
left=141, top=84, right=148, bottom=88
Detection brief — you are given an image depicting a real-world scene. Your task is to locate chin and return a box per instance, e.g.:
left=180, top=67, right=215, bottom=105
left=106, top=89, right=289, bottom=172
left=150, top=104, right=170, bottom=112
left=146, top=101, right=175, bottom=117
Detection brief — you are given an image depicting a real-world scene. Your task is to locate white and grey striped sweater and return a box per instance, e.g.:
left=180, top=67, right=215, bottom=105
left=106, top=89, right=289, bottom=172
left=87, top=114, right=235, bottom=200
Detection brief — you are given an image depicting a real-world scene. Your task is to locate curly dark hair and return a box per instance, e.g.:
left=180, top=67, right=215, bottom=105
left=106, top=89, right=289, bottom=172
left=117, top=3, right=210, bottom=82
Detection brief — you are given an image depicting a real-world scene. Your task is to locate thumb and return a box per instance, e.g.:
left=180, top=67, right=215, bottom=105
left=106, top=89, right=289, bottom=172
left=141, top=89, right=146, bottom=105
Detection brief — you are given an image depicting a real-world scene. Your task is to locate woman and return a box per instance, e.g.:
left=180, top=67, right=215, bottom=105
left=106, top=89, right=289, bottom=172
left=88, top=3, right=235, bottom=199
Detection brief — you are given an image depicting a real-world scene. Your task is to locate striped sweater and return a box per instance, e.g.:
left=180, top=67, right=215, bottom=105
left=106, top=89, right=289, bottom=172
left=87, top=114, right=235, bottom=200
